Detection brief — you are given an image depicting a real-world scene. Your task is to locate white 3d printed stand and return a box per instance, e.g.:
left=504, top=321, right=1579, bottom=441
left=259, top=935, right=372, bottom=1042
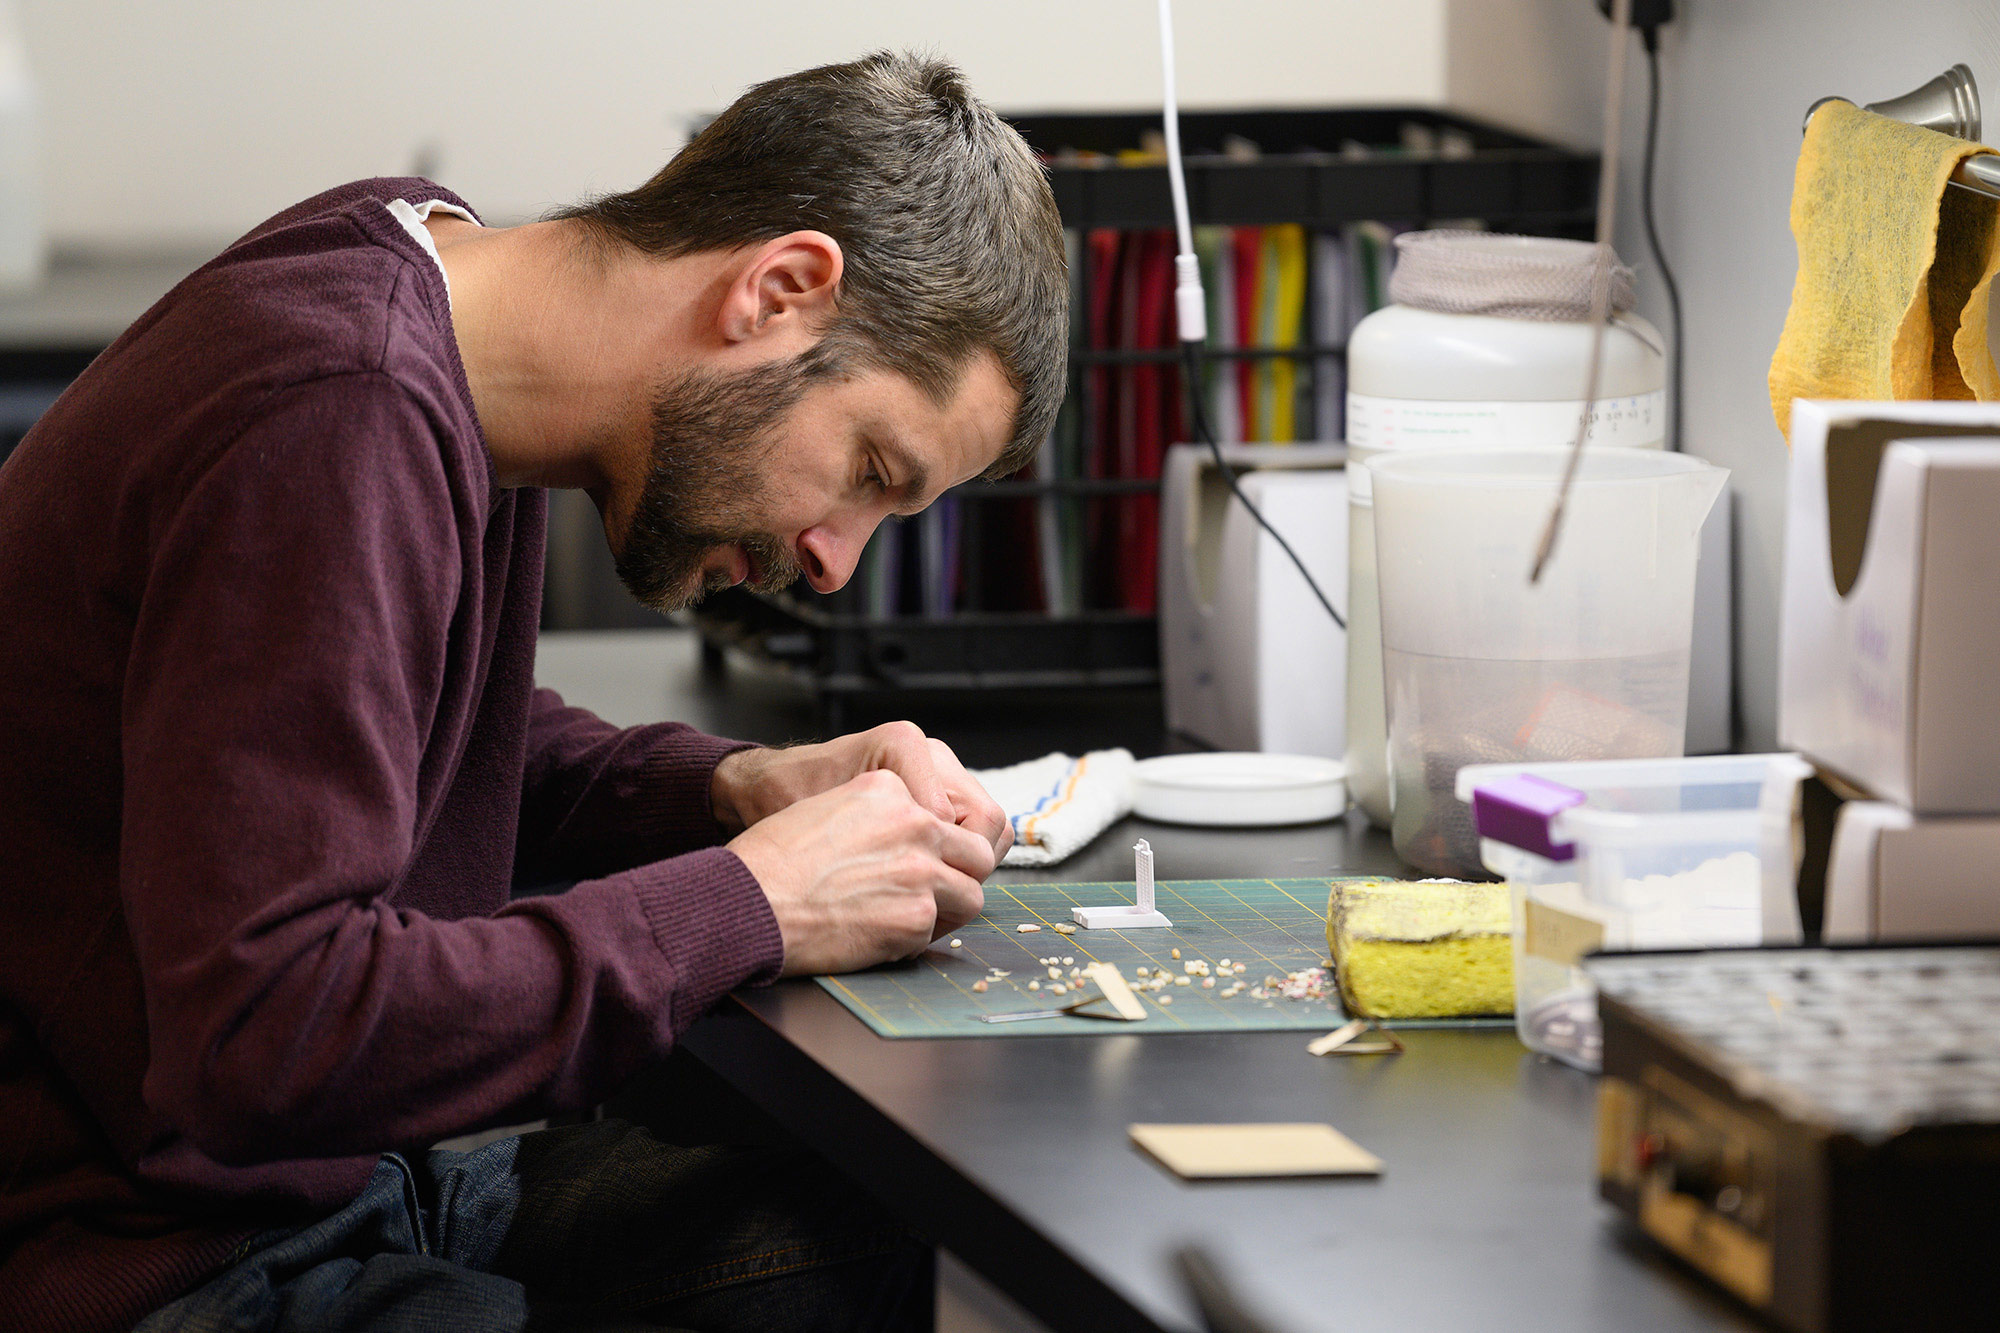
left=1072, top=839, right=1173, bottom=929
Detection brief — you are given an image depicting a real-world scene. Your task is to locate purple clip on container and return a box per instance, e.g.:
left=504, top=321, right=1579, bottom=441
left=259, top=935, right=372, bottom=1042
left=1470, top=773, right=1588, bottom=862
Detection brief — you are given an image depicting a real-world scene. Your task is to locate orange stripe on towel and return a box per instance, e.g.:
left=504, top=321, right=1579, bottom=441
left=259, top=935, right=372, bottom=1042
left=1018, top=755, right=1090, bottom=849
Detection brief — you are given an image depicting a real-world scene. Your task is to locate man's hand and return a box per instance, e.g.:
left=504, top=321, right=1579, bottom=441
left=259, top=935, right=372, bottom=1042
left=711, top=721, right=1012, bottom=860
left=728, top=769, right=994, bottom=975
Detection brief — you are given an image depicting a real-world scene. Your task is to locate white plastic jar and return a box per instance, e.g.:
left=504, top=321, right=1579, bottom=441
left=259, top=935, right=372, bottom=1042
left=1343, top=232, right=1666, bottom=824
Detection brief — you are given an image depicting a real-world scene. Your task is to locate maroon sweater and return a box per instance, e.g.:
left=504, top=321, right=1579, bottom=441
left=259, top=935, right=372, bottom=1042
left=0, top=179, right=785, bottom=1333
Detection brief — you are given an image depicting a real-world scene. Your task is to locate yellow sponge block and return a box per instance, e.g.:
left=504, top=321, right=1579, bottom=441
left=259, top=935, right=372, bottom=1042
left=1327, top=879, right=1513, bottom=1020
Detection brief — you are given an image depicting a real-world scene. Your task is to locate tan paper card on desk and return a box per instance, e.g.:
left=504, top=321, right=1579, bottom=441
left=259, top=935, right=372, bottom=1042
left=1128, top=1122, right=1382, bottom=1179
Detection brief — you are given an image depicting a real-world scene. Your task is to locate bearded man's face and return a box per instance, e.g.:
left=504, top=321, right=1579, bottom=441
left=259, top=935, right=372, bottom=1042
left=609, top=345, right=1018, bottom=614
left=613, top=356, right=811, bottom=613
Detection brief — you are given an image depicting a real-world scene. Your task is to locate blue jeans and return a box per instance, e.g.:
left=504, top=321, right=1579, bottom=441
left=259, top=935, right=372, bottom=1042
left=134, top=1120, right=932, bottom=1332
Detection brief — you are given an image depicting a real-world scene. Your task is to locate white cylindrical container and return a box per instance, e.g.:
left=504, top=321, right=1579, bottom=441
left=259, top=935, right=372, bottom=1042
left=1343, top=232, right=1666, bottom=825
left=0, top=1, right=44, bottom=295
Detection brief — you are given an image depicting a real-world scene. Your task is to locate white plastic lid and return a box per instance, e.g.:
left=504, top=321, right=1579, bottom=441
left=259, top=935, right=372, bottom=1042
left=1132, top=753, right=1347, bottom=827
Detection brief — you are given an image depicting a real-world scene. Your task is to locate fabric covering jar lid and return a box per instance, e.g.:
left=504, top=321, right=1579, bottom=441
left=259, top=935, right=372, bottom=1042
left=1388, top=230, right=1635, bottom=323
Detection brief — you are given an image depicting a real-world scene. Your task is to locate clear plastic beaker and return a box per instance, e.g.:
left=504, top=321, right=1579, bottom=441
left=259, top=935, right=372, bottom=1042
left=1367, top=446, right=1726, bottom=879
left=1343, top=441, right=1393, bottom=824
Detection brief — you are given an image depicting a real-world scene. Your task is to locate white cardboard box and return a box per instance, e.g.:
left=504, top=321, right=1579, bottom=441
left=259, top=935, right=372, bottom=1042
left=1159, top=444, right=1347, bottom=758
left=1822, top=801, right=2000, bottom=942
left=1779, top=400, right=2000, bottom=813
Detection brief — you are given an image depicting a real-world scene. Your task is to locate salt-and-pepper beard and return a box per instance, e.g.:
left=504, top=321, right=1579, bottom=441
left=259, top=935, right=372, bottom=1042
left=614, top=354, right=824, bottom=613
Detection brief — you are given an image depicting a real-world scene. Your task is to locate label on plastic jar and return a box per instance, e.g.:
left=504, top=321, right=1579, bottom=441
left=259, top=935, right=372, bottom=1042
left=1346, top=390, right=1666, bottom=451
left=1523, top=897, right=1607, bottom=967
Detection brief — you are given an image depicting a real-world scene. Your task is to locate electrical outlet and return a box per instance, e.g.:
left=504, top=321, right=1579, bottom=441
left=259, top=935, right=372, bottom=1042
left=1596, top=0, right=1675, bottom=31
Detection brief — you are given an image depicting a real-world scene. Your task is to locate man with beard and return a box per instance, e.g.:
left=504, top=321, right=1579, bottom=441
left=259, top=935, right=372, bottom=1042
left=0, top=52, right=1066, bottom=1333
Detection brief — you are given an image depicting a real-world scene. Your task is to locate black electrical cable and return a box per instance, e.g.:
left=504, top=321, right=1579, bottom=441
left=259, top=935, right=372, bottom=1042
left=1177, top=340, right=1345, bottom=630
left=1640, top=35, right=1684, bottom=452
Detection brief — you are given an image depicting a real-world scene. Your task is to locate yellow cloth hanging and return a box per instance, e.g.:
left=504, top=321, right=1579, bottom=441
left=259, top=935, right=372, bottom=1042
left=1769, top=99, right=2000, bottom=441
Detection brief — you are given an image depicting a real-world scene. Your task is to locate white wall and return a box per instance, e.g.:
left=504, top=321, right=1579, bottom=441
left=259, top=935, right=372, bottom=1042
left=1443, top=0, right=1603, bottom=150
left=1452, top=1, right=2000, bottom=750
left=27, top=0, right=1998, bottom=747
left=18, top=0, right=1447, bottom=247
left=1359, top=0, right=1964, bottom=755
left=1658, top=2, right=2000, bottom=750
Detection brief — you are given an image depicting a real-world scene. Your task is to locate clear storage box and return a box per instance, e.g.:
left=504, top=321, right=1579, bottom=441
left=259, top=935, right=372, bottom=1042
left=1454, top=753, right=1812, bottom=1072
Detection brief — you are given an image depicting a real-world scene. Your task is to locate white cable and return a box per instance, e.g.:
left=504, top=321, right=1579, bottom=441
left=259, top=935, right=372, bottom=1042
left=1157, top=0, right=1206, bottom=343
left=1153, top=0, right=1343, bottom=628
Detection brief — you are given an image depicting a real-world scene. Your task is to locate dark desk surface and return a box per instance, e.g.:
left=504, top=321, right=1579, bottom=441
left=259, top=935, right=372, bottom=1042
left=683, top=816, right=1752, bottom=1333
left=531, top=630, right=1753, bottom=1333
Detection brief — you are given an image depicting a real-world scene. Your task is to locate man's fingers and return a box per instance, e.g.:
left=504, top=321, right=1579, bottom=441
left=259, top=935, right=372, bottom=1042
left=924, top=737, right=1011, bottom=856
left=928, top=864, right=986, bottom=940
left=866, top=721, right=953, bottom=823
left=934, top=817, right=998, bottom=884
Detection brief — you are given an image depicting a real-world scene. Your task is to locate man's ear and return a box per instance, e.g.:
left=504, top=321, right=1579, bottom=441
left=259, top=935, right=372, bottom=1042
left=716, top=231, right=843, bottom=347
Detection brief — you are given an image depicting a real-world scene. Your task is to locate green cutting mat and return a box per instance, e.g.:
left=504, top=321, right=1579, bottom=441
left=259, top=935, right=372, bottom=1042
left=816, top=878, right=1505, bottom=1039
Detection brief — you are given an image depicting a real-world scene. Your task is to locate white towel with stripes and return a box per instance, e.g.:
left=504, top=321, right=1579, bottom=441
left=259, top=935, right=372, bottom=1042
left=974, top=748, right=1137, bottom=868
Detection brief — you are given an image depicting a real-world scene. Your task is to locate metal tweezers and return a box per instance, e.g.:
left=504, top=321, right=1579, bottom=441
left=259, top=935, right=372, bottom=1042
left=978, top=992, right=1137, bottom=1023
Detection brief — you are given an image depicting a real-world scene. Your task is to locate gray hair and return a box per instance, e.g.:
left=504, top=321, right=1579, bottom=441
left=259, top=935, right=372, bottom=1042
left=557, top=51, right=1069, bottom=477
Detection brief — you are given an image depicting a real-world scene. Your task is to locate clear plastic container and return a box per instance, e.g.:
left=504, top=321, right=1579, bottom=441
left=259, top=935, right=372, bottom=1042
left=1369, top=447, right=1725, bottom=878
left=1455, top=753, right=1813, bottom=1072
left=1343, top=441, right=1392, bottom=823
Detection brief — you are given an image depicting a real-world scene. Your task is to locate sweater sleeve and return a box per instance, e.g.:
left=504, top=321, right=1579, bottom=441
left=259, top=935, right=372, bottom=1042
left=515, top=688, right=759, bottom=881
left=119, top=374, right=783, bottom=1166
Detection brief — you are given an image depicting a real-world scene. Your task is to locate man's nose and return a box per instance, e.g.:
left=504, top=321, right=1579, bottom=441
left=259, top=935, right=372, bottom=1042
left=796, top=516, right=879, bottom=593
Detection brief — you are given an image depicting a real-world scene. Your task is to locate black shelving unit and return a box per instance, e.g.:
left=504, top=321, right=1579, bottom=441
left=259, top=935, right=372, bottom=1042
left=691, top=107, right=1599, bottom=727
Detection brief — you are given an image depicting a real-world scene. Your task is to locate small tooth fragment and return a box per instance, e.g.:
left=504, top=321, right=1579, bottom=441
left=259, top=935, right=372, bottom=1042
left=1219, top=958, right=1232, bottom=968
left=1201, top=977, right=1216, bottom=989
left=1048, top=967, right=1062, bottom=979
left=1171, top=948, right=1182, bottom=959
left=949, top=939, right=963, bottom=948
left=972, top=979, right=988, bottom=992
left=1158, top=995, right=1173, bottom=1005
left=1175, top=975, right=1191, bottom=986
left=1050, top=983, right=1067, bottom=995
left=1062, top=956, right=1074, bottom=965
left=1017, top=924, right=1042, bottom=933
left=1029, top=981, right=1040, bottom=991
left=1053, top=923, right=1076, bottom=934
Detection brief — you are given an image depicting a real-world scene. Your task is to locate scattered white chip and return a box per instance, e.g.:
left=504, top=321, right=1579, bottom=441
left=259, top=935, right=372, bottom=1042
left=972, top=979, right=988, bottom=992
left=1017, top=924, right=1042, bottom=933
left=949, top=938, right=963, bottom=948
